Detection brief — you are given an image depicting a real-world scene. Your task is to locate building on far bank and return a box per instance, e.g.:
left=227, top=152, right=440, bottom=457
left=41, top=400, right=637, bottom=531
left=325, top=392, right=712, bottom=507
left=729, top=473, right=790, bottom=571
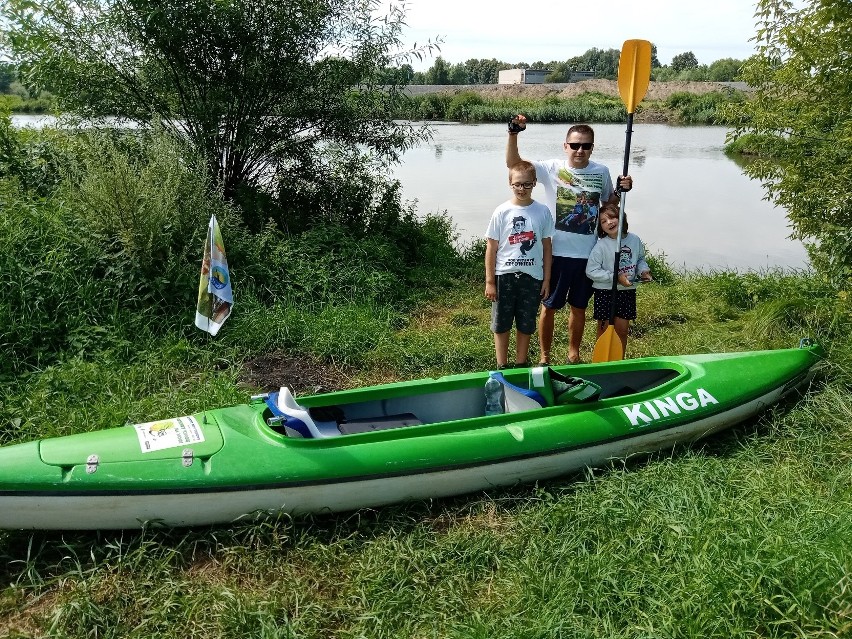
left=498, top=68, right=550, bottom=84
left=570, top=71, right=595, bottom=81
left=498, top=69, right=596, bottom=84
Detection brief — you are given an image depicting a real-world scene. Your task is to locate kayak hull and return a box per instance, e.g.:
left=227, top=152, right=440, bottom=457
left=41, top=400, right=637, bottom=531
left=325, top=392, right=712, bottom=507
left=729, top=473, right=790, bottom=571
left=0, top=343, right=822, bottom=529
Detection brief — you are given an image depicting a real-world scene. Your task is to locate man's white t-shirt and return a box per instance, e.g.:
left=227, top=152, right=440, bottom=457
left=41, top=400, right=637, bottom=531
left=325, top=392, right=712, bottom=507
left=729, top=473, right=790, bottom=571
left=532, top=159, right=615, bottom=258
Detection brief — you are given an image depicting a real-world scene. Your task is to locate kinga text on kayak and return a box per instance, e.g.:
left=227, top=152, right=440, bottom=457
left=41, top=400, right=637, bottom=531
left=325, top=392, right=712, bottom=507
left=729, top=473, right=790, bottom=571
left=622, top=389, right=719, bottom=427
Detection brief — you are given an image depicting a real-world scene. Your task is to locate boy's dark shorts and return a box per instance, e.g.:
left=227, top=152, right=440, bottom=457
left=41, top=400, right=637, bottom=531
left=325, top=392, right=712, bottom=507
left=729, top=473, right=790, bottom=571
left=491, top=272, right=542, bottom=335
left=592, top=288, right=637, bottom=321
left=542, top=256, right=594, bottom=311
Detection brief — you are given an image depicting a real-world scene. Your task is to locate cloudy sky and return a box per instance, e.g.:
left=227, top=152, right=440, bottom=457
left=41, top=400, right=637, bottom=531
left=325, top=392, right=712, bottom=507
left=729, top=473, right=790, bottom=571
left=392, top=0, right=765, bottom=70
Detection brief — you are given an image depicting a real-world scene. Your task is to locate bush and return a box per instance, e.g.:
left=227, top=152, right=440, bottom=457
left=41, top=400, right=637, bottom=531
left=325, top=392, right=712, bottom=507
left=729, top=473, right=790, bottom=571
left=446, top=92, right=484, bottom=121
left=665, top=91, right=745, bottom=125
left=644, top=250, right=677, bottom=285
left=0, top=110, right=74, bottom=195
left=60, top=127, right=237, bottom=312
left=0, top=120, right=471, bottom=373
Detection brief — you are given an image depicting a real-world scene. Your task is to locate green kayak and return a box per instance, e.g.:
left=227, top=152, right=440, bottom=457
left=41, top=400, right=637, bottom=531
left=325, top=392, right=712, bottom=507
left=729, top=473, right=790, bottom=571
left=0, top=341, right=823, bottom=530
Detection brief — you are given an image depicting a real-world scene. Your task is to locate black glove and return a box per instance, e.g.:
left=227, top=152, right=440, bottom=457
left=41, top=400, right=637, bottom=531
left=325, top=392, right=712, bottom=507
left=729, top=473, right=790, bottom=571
left=508, top=119, right=526, bottom=134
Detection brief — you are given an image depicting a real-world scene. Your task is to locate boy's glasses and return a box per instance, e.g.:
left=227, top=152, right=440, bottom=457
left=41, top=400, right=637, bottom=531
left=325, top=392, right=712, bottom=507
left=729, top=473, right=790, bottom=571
left=511, top=182, right=535, bottom=189
left=566, top=142, right=593, bottom=150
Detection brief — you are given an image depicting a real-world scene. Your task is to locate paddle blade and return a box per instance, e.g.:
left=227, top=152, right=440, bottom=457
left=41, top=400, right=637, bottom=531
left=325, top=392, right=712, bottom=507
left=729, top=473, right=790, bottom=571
left=591, top=326, right=625, bottom=363
left=618, top=39, right=652, bottom=113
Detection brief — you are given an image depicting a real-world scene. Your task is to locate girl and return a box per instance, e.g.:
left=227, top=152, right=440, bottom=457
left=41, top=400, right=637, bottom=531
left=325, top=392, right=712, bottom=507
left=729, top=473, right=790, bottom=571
left=585, top=203, right=652, bottom=357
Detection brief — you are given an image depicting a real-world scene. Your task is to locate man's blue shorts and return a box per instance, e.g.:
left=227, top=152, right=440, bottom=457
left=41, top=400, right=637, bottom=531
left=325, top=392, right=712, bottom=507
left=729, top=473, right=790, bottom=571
left=542, top=256, right=594, bottom=311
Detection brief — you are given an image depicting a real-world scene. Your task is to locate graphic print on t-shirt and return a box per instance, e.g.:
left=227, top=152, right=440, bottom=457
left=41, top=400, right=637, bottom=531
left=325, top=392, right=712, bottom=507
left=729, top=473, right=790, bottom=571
left=506, top=215, right=538, bottom=266
left=555, top=168, right=605, bottom=236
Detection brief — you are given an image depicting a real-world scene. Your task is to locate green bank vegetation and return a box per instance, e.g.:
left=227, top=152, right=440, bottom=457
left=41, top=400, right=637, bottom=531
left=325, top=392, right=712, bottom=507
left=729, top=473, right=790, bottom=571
left=400, top=89, right=746, bottom=126
left=1, top=0, right=852, bottom=636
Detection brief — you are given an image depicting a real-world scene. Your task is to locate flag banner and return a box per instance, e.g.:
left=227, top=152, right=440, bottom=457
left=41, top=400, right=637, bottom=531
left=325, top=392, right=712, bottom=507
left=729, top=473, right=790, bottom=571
left=195, top=215, right=233, bottom=336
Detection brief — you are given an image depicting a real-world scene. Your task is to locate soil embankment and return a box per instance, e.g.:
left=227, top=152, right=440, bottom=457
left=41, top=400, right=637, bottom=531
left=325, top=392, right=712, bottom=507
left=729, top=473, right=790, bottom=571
left=405, top=79, right=748, bottom=100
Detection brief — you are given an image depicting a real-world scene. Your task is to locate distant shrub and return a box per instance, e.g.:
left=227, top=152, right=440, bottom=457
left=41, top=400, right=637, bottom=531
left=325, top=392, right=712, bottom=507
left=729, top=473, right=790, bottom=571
left=446, top=91, right=484, bottom=121
left=724, top=133, right=785, bottom=158
left=665, top=91, right=745, bottom=125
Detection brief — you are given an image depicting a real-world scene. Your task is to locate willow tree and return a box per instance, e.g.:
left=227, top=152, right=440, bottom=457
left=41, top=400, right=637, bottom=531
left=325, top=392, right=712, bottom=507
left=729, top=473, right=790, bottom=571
left=1, top=0, right=433, bottom=207
left=727, top=0, right=852, bottom=287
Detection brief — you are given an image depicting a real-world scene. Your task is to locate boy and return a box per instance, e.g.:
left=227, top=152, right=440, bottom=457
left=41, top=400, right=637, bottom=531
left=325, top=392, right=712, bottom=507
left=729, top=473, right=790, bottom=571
left=506, top=115, right=633, bottom=364
left=485, top=160, right=554, bottom=369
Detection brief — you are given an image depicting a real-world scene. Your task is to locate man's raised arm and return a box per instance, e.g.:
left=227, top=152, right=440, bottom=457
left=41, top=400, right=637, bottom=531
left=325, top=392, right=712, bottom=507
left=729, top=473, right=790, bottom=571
left=505, top=114, right=527, bottom=168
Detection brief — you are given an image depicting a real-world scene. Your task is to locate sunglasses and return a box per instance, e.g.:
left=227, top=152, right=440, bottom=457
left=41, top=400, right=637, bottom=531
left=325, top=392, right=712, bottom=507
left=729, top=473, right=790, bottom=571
left=566, top=142, right=593, bottom=150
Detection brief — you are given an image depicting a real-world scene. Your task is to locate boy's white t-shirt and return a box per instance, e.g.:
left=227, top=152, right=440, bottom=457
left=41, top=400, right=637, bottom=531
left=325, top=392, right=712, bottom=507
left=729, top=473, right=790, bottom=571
left=485, top=200, right=555, bottom=280
left=532, top=159, right=616, bottom=258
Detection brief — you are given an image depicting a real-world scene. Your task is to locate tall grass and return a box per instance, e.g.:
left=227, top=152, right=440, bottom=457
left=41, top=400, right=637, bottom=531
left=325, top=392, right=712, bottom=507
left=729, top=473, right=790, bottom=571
left=0, top=118, right=463, bottom=376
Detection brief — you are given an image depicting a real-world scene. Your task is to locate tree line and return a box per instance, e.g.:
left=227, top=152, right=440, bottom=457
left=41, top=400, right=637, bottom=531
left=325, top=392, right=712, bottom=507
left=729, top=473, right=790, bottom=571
left=392, top=46, right=744, bottom=85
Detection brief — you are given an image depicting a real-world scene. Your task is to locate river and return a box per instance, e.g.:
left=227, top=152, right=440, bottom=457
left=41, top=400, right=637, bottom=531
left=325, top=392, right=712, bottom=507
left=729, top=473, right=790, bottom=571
left=11, top=115, right=808, bottom=270
left=393, top=122, right=809, bottom=271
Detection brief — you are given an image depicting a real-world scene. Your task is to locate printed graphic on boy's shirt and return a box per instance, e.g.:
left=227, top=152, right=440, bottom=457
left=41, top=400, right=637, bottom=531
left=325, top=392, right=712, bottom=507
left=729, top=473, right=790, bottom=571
left=506, top=216, right=537, bottom=267
left=508, top=216, right=537, bottom=256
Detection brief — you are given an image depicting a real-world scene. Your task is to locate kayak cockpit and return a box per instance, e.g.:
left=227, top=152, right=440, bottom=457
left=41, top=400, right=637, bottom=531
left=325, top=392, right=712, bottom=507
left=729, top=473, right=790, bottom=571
left=256, top=364, right=682, bottom=439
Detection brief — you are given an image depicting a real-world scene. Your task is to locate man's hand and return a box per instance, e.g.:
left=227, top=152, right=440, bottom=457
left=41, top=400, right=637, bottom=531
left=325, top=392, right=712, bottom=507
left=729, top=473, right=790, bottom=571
left=616, top=175, right=633, bottom=192
left=508, top=114, right=527, bottom=134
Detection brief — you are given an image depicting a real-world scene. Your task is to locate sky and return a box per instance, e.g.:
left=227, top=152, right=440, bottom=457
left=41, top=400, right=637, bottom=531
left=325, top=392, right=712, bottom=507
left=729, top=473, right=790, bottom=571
left=391, top=0, right=764, bottom=70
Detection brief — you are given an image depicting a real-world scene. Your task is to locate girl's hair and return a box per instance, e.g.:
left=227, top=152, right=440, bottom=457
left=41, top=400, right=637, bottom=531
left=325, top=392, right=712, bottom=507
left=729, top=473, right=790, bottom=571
left=597, top=203, right=628, bottom=238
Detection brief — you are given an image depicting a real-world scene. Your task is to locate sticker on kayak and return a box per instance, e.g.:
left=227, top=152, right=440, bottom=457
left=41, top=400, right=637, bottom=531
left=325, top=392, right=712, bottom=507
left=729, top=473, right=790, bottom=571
left=134, top=416, right=205, bottom=452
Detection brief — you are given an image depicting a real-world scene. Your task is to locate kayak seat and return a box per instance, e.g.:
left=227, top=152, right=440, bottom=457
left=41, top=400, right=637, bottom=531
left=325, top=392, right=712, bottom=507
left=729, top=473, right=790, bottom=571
left=528, top=366, right=602, bottom=406
left=264, top=387, right=340, bottom=438
left=338, top=413, right=422, bottom=435
left=490, top=372, right=547, bottom=413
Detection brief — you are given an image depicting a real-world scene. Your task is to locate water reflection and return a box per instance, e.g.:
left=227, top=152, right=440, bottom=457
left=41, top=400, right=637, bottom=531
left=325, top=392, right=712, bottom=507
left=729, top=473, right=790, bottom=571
left=393, top=122, right=809, bottom=271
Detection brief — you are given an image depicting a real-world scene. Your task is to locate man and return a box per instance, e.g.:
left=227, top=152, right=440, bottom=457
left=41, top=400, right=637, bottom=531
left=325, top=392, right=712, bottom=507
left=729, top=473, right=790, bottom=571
left=505, top=114, right=632, bottom=364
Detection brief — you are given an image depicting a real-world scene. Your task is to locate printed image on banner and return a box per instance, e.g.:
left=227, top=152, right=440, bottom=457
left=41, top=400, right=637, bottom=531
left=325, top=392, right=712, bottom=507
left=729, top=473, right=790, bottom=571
left=134, top=416, right=206, bottom=453
left=195, top=214, right=233, bottom=336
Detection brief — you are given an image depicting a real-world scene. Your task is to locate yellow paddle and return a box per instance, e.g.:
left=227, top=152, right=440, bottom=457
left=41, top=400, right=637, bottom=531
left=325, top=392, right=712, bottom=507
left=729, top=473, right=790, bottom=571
left=591, top=39, right=652, bottom=364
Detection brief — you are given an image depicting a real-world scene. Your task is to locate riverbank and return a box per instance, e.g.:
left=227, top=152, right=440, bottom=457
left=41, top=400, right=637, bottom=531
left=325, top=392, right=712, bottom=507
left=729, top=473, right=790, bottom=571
left=405, top=79, right=749, bottom=99
left=400, top=81, right=745, bottom=125
left=2, top=268, right=850, bottom=637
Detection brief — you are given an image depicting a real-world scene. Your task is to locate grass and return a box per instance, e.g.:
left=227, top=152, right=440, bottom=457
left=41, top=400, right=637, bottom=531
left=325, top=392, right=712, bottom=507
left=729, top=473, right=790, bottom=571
left=2, top=267, right=852, bottom=638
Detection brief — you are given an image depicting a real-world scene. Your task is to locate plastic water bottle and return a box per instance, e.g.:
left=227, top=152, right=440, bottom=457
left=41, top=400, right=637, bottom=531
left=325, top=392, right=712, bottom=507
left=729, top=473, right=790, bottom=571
left=484, top=376, right=504, bottom=416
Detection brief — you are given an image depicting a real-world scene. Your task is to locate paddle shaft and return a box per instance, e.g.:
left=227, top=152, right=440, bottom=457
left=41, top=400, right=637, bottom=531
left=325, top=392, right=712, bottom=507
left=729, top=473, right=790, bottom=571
left=606, top=111, right=635, bottom=325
